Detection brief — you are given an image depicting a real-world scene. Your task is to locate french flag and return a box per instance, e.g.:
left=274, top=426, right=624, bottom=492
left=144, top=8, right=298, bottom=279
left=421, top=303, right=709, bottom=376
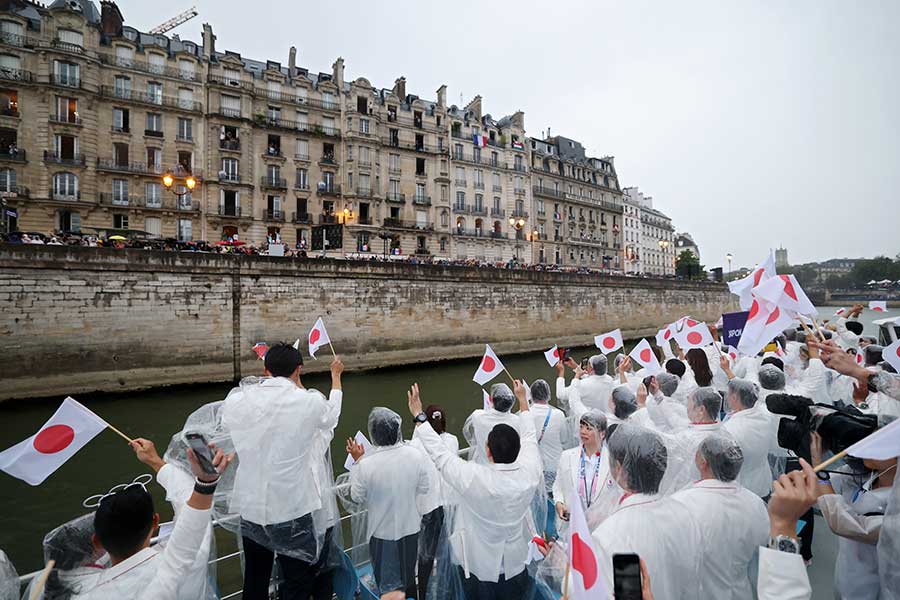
left=472, top=134, right=487, bottom=147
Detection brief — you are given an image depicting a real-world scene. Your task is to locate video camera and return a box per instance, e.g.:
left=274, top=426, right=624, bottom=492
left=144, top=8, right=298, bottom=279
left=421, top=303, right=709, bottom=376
left=765, top=393, right=878, bottom=464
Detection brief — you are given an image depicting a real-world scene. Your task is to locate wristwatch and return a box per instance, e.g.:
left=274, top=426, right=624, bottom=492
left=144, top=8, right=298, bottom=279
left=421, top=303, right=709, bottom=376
left=769, top=535, right=800, bottom=554
left=816, top=471, right=831, bottom=482
left=414, top=412, right=428, bottom=424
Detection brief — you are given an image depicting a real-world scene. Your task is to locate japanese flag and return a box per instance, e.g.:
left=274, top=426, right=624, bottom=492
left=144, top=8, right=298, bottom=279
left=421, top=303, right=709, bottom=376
left=483, top=389, right=492, bottom=410
left=567, top=478, right=608, bottom=600
left=675, top=322, right=713, bottom=349
left=846, top=417, right=900, bottom=460
left=308, top=317, right=331, bottom=359
left=544, top=345, right=561, bottom=367
left=882, top=339, right=900, bottom=373
left=870, top=301, right=888, bottom=312
left=738, top=299, right=794, bottom=357
left=473, top=344, right=504, bottom=386
left=724, top=345, right=739, bottom=362
left=629, top=338, right=661, bottom=375
left=252, top=342, right=268, bottom=360
left=0, top=397, right=108, bottom=486
left=727, top=250, right=776, bottom=310
left=834, top=307, right=846, bottom=317
left=292, top=338, right=301, bottom=350
left=753, top=274, right=818, bottom=317
left=655, top=326, right=674, bottom=348
left=855, top=351, right=864, bottom=366
left=594, top=329, right=623, bottom=354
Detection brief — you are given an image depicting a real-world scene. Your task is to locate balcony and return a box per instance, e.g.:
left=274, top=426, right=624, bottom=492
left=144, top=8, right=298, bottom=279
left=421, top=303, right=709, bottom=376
left=490, top=231, right=508, bottom=239
left=176, top=134, right=193, bottom=142
left=215, top=108, right=243, bottom=120
left=533, top=185, right=565, bottom=199
left=412, top=195, right=432, bottom=206
left=384, top=218, right=432, bottom=231
left=0, top=31, right=37, bottom=48
left=99, top=54, right=200, bottom=82
left=492, top=185, right=502, bottom=193
left=0, top=185, right=28, bottom=197
left=318, top=184, right=341, bottom=196
left=98, top=193, right=162, bottom=208
left=176, top=199, right=200, bottom=212
left=219, top=138, right=241, bottom=151
left=320, top=214, right=339, bottom=224
left=218, top=173, right=241, bottom=184
left=51, top=190, right=81, bottom=201
left=452, top=228, right=484, bottom=238
left=512, top=164, right=527, bottom=173
left=472, top=205, right=487, bottom=216
left=97, top=159, right=162, bottom=175
left=0, top=149, right=26, bottom=163
left=388, top=166, right=401, bottom=175
left=490, top=208, right=505, bottom=217
left=294, top=181, right=310, bottom=191
left=355, top=216, right=374, bottom=225
left=0, top=68, right=33, bottom=83
left=207, top=74, right=255, bottom=91
left=355, top=186, right=373, bottom=198
left=49, top=114, right=82, bottom=126
left=109, top=125, right=129, bottom=134
left=43, top=151, right=85, bottom=166
left=99, top=86, right=202, bottom=112
left=144, top=129, right=164, bottom=138
left=511, top=209, right=529, bottom=218
left=453, top=203, right=470, bottom=213
left=218, top=205, right=242, bottom=217
left=454, top=179, right=467, bottom=187
left=356, top=159, right=373, bottom=170
left=319, top=155, right=339, bottom=166
left=49, top=74, right=80, bottom=88
left=473, top=182, right=485, bottom=190
left=51, top=39, right=84, bottom=54
left=260, top=176, right=287, bottom=189
left=264, top=209, right=285, bottom=221
left=513, top=188, right=527, bottom=196
left=385, top=192, right=406, bottom=204
left=292, top=212, right=312, bottom=224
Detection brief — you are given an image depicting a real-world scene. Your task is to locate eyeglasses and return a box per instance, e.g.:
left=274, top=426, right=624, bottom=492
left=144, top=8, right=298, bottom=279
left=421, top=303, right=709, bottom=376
left=83, top=474, right=153, bottom=509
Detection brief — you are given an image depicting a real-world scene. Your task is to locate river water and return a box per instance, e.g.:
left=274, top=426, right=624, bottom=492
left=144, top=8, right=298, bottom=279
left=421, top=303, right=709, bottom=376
left=0, top=306, right=885, bottom=594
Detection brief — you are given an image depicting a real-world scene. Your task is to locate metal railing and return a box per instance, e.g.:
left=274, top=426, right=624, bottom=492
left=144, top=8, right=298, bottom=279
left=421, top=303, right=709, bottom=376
left=385, top=192, right=405, bottom=203
left=99, top=86, right=202, bottom=112
left=260, top=176, right=287, bottom=188
left=99, top=54, right=200, bottom=82
left=0, top=67, right=32, bottom=83
left=43, top=151, right=85, bottom=165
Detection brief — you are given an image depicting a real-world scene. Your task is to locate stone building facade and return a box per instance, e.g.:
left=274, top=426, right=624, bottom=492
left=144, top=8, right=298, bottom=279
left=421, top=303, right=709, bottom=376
left=0, top=0, right=681, bottom=271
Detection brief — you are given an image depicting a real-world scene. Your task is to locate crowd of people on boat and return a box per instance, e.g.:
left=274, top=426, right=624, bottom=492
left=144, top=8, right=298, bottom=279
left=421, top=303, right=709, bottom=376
left=3, top=304, right=900, bottom=600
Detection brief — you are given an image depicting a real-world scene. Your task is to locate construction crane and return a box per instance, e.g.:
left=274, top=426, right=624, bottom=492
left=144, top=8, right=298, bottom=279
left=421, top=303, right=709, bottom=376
left=149, top=6, right=199, bottom=35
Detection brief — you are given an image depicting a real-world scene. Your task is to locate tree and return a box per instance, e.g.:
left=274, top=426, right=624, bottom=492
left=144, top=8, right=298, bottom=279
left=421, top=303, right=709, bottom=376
left=849, top=256, right=900, bottom=287
left=675, top=250, right=706, bottom=279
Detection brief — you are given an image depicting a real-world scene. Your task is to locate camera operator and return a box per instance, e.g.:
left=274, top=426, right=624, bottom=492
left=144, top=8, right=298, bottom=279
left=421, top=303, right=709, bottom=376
left=811, top=431, right=895, bottom=600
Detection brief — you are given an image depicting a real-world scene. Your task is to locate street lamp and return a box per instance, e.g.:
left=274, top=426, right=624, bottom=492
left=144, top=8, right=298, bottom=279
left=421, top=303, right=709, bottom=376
left=658, top=239, right=670, bottom=275
left=531, top=228, right=540, bottom=264
left=508, top=217, right=526, bottom=262
left=162, top=171, right=198, bottom=197
left=726, top=253, right=733, bottom=279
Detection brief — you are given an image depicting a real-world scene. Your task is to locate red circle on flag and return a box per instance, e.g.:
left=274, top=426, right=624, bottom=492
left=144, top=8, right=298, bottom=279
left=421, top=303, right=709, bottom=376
left=686, top=319, right=698, bottom=327
left=482, top=356, right=496, bottom=372
left=602, top=336, right=616, bottom=349
left=748, top=301, right=760, bottom=321
left=686, top=331, right=703, bottom=345
left=664, top=329, right=671, bottom=340
left=639, top=349, right=652, bottom=362
left=571, top=532, right=598, bottom=588
left=896, top=347, right=900, bottom=359
left=309, top=329, right=321, bottom=344
left=552, top=348, right=559, bottom=358
left=33, top=424, right=75, bottom=454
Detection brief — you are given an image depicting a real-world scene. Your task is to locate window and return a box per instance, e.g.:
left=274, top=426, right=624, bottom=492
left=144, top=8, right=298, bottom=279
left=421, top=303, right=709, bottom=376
left=178, top=59, right=194, bottom=80
left=144, top=217, right=161, bottom=237
left=455, top=191, right=465, bottom=209
left=146, top=147, right=161, bottom=170
left=221, top=94, right=240, bottom=116
left=440, top=211, right=449, bottom=227
left=454, top=143, right=463, bottom=159
left=111, top=107, right=129, bottom=131
left=357, top=232, right=370, bottom=252
left=474, top=194, right=484, bottom=212
left=416, top=183, right=425, bottom=200
left=147, top=82, right=163, bottom=105
left=296, top=168, right=308, bottom=189
left=57, top=29, right=83, bottom=48
left=57, top=210, right=80, bottom=232
left=492, top=172, right=500, bottom=190
left=0, top=167, right=14, bottom=191
left=54, top=134, right=77, bottom=159
left=322, top=92, right=335, bottom=110
left=359, top=146, right=370, bottom=165
left=114, top=45, right=134, bottom=66
left=224, top=68, right=241, bottom=85
left=360, top=118, right=369, bottom=134
left=357, top=96, right=368, bottom=114
left=145, top=182, right=161, bottom=207
left=177, top=151, right=192, bottom=172
left=474, top=170, right=484, bottom=188
left=177, top=88, right=194, bottom=110
left=220, top=190, right=240, bottom=215
left=177, top=117, right=192, bottom=140
left=221, top=158, right=239, bottom=181
left=455, top=167, right=465, bottom=185
left=295, top=139, right=309, bottom=160
left=114, top=75, right=131, bottom=97
left=111, top=179, right=129, bottom=204
left=148, top=53, right=165, bottom=74
left=145, top=112, right=162, bottom=133
left=389, top=154, right=400, bottom=172
left=267, top=105, right=281, bottom=121
left=54, top=61, right=79, bottom=86
left=0, top=54, right=21, bottom=74
left=296, top=111, right=308, bottom=128
left=55, top=96, right=78, bottom=123
left=416, top=157, right=425, bottom=176
left=473, top=147, right=481, bottom=163
left=113, top=213, right=129, bottom=229
left=1, top=20, right=24, bottom=43
left=113, top=142, right=129, bottom=166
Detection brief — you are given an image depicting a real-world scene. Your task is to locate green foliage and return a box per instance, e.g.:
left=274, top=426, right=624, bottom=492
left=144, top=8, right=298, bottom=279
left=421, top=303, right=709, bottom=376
left=675, top=250, right=706, bottom=279
left=849, top=256, right=900, bottom=287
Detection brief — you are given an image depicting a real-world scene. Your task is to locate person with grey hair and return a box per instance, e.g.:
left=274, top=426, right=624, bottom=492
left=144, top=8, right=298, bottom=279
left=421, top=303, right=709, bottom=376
left=758, top=364, right=786, bottom=394
left=462, top=382, right=521, bottom=465
left=528, top=379, right=568, bottom=495
left=723, top=378, right=775, bottom=497
left=645, top=373, right=690, bottom=432
left=671, top=435, right=769, bottom=599
left=571, top=354, right=615, bottom=413
left=346, top=407, right=431, bottom=598
left=609, top=384, right=652, bottom=427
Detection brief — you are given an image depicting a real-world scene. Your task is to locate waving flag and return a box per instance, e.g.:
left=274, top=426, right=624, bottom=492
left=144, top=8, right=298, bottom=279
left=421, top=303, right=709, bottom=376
left=870, top=301, right=888, bottom=312
left=308, top=317, right=332, bottom=359
left=0, top=398, right=108, bottom=485
left=252, top=342, right=268, bottom=360
left=629, top=338, right=661, bottom=375
left=472, top=133, right=487, bottom=147
left=738, top=299, right=794, bottom=357
left=568, top=478, right=607, bottom=600
left=675, top=322, right=714, bottom=349
left=753, top=274, right=818, bottom=316
left=292, top=338, right=301, bottom=350
left=727, top=250, right=776, bottom=310
left=846, top=417, right=900, bottom=460
left=473, top=344, right=505, bottom=386
left=594, top=329, right=623, bottom=354
left=724, top=345, right=739, bottom=362
left=655, top=326, right=674, bottom=348
left=544, top=345, right=561, bottom=367
left=482, top=389, right=492, bottom=410
left=883, top=340, right=900, bottom=373
left=834, top=307, right=846, bottom=317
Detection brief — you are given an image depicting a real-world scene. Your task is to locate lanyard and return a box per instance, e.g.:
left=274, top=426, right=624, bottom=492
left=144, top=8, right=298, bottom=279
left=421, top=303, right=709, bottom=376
left=537, top=407, right=553, bottom=443
left=579, top=447, right=602, bottom=507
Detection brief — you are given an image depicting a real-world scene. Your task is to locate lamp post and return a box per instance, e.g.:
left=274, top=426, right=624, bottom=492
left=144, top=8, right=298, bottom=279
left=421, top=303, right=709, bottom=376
left=658, top=238, right=669, bottom=276
left=531, top=228, right=539, bottom=265
left=162, top=171, right=199, bottom=240
left=726, top=253, right=733, bottom=279
left=508, top=216, right=526, bottom=262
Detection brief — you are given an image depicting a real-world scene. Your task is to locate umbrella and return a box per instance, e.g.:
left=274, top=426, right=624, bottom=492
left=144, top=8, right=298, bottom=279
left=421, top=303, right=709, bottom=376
left=108, top=235, right=127, bottom=241
left=216, top=240, right=246, bottom=246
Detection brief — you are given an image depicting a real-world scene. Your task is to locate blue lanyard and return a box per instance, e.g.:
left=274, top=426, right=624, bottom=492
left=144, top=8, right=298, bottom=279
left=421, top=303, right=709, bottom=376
left=579, top=447, right=602, bottom=507
left=537, top=408, right=553, bottom=443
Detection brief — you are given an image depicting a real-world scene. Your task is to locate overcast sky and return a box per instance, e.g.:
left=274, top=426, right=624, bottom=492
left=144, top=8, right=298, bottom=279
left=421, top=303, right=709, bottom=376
left=121, top=0, right=899, bottom=268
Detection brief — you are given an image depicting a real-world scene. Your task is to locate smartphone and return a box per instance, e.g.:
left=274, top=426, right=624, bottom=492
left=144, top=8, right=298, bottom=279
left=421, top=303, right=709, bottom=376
left=580, top=358, right=589, bottom=370
left=562, top=347, right=573, bottom=362
left=184, top=432, right=218, bottom=475
left=613, top=553, right=642, bottom=600
left=642, top=375, right=655, bottom=390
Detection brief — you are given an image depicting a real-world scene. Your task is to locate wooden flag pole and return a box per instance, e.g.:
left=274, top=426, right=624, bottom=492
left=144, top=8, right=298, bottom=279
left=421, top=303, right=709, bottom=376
left=28, top=560, right=55, bottom=600
left=562, top=560, right=571, bottom=600
left=107, top=423, right=134, bottom=444
left=811, top=317, right=828, bottom=342
left=813, top=449, right=848, bottom=473
left=503, top=367, right=516, bottom=386
left=328, top=340, right=336, bottom=357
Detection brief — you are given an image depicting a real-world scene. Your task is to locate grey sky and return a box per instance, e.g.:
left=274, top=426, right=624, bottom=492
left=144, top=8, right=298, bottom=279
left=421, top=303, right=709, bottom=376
left=122, top=0, right=899, bottom=268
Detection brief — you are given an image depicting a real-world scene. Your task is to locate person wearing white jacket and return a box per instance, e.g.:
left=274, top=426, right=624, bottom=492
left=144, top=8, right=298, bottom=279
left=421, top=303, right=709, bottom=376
left=576, top=354, right=616, bottom=412
left=529, top=379, right=570, bottom=494
left=409, top=380, right=543, bottom=597
left=670, top=435, right=770, bottom=599
left=222, top=343, right=344, bottom=600
left=723, top=378, right=775, bottom=498
left=462, top=383, right=520, bottom=464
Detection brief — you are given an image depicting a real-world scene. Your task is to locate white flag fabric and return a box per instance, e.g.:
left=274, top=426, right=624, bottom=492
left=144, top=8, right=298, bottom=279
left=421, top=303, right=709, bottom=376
left=737, top=299, right=794, bottom=357
left=752, top=274, right=817, bottom=317
left=883, top=340, right=900, bottom=373
left=727, top=250, right=776, bottom=310
left=568, top=479, right=608, bottom=600
left=629, top=338, right=662, bottom=375
left=343, top=430, right=373, bottom=471
left=870, top=301, right=888, bottom=312
left=544, top=345, right=561, bottom=367
left=0, top=397, right=108, bottom=486
left=674, top=322, right=713, bottom=349
left=655, top=326, right=674, bottom=348
left=594, top=329, right=623, bottom=354
left=473, top=344, right=505, bottom=386
left=482, top=389, right=492, bottom=411
left=834, top=307, right=846, bottom=317
left=846, top=418, right=900, bottom=460
left=308, top=317, right=331, bottom=359
left=292, top=338, right=300, bottom=350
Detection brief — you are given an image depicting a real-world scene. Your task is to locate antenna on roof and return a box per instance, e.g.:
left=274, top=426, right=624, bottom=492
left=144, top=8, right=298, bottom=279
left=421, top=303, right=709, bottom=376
left=149, top=6, right=199, bottom=35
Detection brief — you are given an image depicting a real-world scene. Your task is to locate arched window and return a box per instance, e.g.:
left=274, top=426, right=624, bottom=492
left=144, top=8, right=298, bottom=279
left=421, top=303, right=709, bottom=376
left=474, top=218, right=483, bottom=235
left=0, top=168, right=15, bottom=191
left=53, top=171, right=78, bottom=199
left=440, top=210, right=448, bottom=227
left=456, top=217, right=465, bottom=232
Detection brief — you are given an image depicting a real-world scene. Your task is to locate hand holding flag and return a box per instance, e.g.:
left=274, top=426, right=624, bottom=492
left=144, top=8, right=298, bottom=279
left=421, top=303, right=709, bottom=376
left=544, top=345, right=561, bottom=367
left=883, top=340, right=900, bottom=373
left=308, top=317, right=334, bottom=359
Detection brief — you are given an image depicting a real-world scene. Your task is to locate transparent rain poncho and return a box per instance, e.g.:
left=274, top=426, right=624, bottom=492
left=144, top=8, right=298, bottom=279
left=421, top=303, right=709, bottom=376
left=336, top=407, right=434, bottom=597
left=24, top=513, right=106, bottom=599
left=0, top=550, right=17, bottom=600
left=218, top=376, right=344, bottom=567
left=462, top=383, right=520, bottom=464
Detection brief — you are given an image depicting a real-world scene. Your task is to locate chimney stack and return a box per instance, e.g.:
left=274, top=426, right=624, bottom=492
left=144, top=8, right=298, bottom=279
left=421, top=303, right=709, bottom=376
left=202, top=23, right=216, bottom=59
left=332, top=57, right=344, bottom=87
left=288, top=46, right=297, bottom=78
left=99, top=1, right=123, bottom=37
left=393, top=77, right=406, bottom=100
left=436, top=85, right=446, bottom=108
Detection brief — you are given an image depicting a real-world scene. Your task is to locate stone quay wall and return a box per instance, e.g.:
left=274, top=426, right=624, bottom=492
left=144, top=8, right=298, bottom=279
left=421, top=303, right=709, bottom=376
left=0, top=246, right=737, bottom=401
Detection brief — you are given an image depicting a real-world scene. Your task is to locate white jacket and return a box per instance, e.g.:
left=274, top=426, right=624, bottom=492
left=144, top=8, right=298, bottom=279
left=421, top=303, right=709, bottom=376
left=723, top=404, right=774, bottom=497
left=350, top=442, right=431, bottom=541
left=591, top=493, right=702, bottom=600
left=670, top=479, right=769, bottom=599
left=415, top=416, right=542, bottom=583
left=463, top=407, right=520, bottom=464
left=530, top=403, right=569, bottom=475
left=757, top=547, right=811, bottom=600
left=573, top=374, right=615, bottom=412
left=552, top=445, right=616, bottom=527
left=223, top=377, right=342, bottom=524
